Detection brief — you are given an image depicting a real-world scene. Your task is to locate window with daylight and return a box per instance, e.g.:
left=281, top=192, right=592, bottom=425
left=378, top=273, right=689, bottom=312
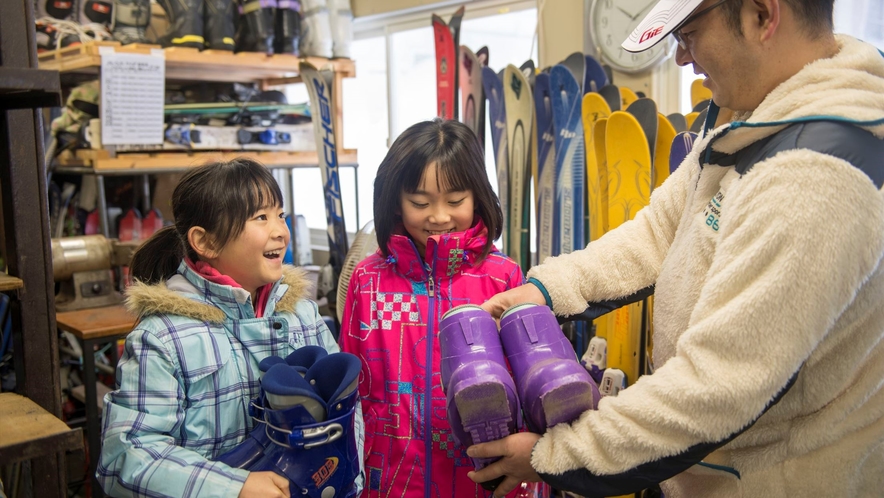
left=834, top=0, right=883, bottom=50
left=286, top=35, right=386, bottom=235
left=287, top=2, right=538, bottom=233
left=390, top=7, right=538, bottom=214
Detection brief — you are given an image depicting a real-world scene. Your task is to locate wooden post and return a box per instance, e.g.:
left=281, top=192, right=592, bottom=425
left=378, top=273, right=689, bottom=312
left=0, top=0, right=67, bottom=495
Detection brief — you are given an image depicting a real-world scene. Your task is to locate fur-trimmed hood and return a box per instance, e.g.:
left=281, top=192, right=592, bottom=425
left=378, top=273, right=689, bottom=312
left=125, top=264, right=314, bottom=324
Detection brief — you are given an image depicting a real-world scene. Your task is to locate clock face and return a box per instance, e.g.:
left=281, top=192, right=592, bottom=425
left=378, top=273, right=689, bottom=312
left=590, top=0, right=674, bottom=73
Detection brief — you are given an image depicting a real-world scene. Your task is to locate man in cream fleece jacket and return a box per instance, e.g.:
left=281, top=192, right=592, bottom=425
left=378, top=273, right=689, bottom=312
left=467, top=0, right=884, bottom=497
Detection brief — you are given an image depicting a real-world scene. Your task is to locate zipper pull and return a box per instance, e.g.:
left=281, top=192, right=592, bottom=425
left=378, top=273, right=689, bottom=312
left=424, top=262, right=435, bottom=297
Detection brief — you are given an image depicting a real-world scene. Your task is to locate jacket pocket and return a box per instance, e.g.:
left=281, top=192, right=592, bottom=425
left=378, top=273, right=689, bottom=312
left=174, top=326, right=233, bottom=387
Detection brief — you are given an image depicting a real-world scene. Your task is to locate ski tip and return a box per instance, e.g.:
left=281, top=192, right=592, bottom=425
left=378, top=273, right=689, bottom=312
left=520, top=59, right=536, bottom=73
left=477, top=46, right=489, bottom=66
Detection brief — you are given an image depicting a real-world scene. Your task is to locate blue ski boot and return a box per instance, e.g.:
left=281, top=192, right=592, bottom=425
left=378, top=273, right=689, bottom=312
left=251, top=352, right=361, bottom=498
left=217, top=345, right=329, bottom=468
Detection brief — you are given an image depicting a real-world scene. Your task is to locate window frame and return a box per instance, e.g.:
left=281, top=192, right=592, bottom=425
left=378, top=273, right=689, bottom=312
left=353, top=0, right=538, bottom=148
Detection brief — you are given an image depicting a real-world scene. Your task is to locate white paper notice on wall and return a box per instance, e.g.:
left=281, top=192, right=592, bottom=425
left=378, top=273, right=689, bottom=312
left=99, top=49, right=165, bottom=145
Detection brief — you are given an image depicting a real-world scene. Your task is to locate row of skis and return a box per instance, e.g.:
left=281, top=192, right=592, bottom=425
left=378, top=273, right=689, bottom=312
left=433, top=7, right=714, bottom=401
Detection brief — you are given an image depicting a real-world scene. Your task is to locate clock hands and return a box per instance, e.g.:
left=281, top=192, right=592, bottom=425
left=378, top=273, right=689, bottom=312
left=618, top=2, right=655, bottom=21
left=617, top=6, right=637, bottom=19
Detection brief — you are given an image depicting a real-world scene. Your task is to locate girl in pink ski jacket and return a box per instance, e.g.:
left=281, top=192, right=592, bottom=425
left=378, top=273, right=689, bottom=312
left=340, top=119, right=532, bottom=497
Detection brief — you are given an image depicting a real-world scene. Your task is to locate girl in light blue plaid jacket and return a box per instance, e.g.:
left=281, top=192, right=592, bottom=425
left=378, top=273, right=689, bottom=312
left=97, top=158, right=364, bottom=498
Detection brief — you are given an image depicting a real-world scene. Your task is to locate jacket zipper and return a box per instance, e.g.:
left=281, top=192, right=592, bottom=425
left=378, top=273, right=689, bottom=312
left=427, top=265, right=435, bottom=297
left=421, top=246, right=436, bottom=497
left=404, top=238, right=438, bottom=496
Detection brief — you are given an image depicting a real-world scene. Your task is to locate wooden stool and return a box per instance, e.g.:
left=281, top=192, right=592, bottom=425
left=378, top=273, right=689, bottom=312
left=0, top=393, right=82, bottom=496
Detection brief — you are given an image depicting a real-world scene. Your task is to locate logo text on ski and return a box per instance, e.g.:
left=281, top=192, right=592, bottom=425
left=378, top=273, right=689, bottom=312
left=463, top=56, right=473, bottom=74
left=510, top=74, right=522, bottom=99
left=311, top=77, right=342, bottom=206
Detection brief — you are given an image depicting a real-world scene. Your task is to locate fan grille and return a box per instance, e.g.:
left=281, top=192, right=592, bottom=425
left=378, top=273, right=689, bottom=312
left=336, top=220, right=378, bottom=323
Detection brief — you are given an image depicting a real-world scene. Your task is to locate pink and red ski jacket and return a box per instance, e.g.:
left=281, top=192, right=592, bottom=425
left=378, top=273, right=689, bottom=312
left=340, top=220, right=523, bottom=498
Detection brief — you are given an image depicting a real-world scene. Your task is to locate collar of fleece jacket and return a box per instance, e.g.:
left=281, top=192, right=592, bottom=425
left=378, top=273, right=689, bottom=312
left=385, top=218, right=494, bottom=282
left=124, top=263, right=312, bottom=324
left=710, top=35, right=884, bottom=154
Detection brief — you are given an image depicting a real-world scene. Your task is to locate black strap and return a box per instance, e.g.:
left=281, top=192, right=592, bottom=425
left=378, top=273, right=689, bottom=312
left=563, top=285, right=654, bottom=324
left=705, top=120, right=884, bottom=188
left=576, top=120, right=883, bottom=320
left=71, top=99, right=99, bottom=118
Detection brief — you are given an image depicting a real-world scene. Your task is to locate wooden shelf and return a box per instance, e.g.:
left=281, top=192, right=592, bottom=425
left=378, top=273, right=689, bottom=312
left=0, top=272, right=24, bottom=291
left=0, top=393, right=82, bottom=464
left=37, top=41, right=355, bottom=84
left=54, top=148, right=358, bottom=174
left=38, top=40, right=357, bottom=175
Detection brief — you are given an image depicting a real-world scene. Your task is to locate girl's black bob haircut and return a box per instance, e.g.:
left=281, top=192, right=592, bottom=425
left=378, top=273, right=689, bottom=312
left=373, top=118, right=503, bottom=261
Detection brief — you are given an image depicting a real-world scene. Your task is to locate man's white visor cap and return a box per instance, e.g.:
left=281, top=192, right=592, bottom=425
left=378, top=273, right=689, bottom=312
left=622, top=0, right=705, bottom=53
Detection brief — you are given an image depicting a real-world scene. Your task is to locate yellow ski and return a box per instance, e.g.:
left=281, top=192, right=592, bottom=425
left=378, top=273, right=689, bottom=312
left=620, top=86, right=639, bottom=109
left=582, top=93, right=612, bottom=243
left=690, top=78, right=712, bottom=108
left=592, top=117, right=611, bottom=345
left=685, top=111, right=700, bottom=131
left=593, top=118, right=609, bottom=237
left=654, top=113, right=677, bottom=189
left=605, top=111, right=652, bottom=386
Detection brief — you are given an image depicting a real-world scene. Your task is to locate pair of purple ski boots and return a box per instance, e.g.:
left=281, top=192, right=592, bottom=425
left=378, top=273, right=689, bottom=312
left=440, top=303, right=601, bottom=490
left=216, top=346, right=361, bottom=498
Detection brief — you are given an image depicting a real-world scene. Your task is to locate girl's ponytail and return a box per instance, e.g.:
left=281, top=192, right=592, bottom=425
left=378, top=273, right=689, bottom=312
left=129, top=225, right=186, bottom=284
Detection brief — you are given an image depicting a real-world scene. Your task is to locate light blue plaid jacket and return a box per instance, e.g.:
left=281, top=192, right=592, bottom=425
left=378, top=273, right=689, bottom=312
left=98, top=262, right=364, bottom=497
